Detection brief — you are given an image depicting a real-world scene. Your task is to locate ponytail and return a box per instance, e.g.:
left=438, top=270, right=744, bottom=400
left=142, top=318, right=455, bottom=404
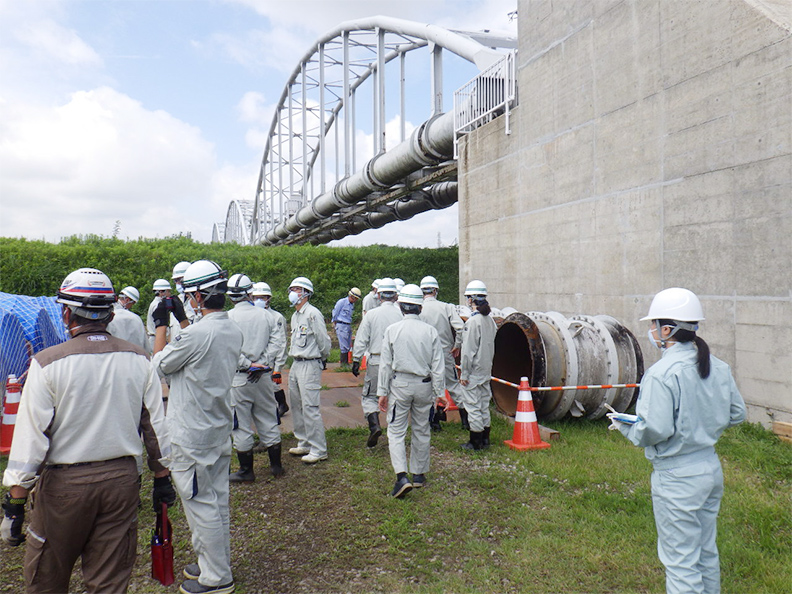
left=657, top=319, right=710, bottom=379
left=693, top=335, right=711, bottom=379
left=474, top=298, right=491, bottom=316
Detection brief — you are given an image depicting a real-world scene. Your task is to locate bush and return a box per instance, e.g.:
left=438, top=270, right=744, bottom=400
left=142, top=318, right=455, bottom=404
left=0, top=236, right=459, bottom=321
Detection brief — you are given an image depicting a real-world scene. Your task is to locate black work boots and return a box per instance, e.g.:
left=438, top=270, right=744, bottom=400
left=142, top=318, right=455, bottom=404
left=229, top=450, right=255, bottom=482
left=366, top=412, right=382, bottom=447
left=460, top=430, right=486, bottom=451
left=267, top=443, right=285, bottom=477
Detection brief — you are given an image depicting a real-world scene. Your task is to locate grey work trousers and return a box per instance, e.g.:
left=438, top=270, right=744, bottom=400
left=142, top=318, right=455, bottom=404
left=24, top=457, right=139, bottom=594
left=170, top=440, right=233, bottom=587
left=458, top=381, right=492, bottom=432
left=361, top=361, right=380, bottom=416
left=386, top=372, right=434, bottom=475
left=231, top=374, right=280, bottom=451
left=288, top=359, right=327, bottom=457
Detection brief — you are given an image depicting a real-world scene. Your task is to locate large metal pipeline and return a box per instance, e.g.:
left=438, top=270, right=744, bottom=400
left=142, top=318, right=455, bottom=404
left=262, top=111, right=455, bottom=245
left=305, top=182, right=457, bottom=245
left=491, top=311, right=643, bottom=421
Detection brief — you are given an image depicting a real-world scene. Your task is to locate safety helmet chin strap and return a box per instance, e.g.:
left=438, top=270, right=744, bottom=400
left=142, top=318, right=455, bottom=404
left=655, top=319, right=699, bottom=348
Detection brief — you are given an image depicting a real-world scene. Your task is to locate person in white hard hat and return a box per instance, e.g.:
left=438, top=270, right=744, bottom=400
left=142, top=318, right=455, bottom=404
left=286, top=277, right=331, bottom=464
left=1, top=268, right=173, bottom=593
left=152, top=260, right=243, bottom=594
left=146, top=278, right=172, bottom=351
left=393, top=278, right=405, bottom=293
left=226, top=274, right=286, bottom=481
left=458, top=280, right=497, bottom=451
left=377, top=284, right=444, bottom=498
left=251, top=282, right=289, bottom=418
left=362, top=279, right=381, bottom=316
left=351, top=278, right=403, bottom=448
left=609, top=288, right=745, bottom=594
left=418, top=275, right=465, bottom=432
left=108, top=285, right=148, bottom=352
left=332, top=287, right=362, bottom=367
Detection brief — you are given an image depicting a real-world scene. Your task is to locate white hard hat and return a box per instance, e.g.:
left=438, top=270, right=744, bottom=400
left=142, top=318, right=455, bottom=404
left=227, top=273, right=253, bottom=297
left=153, top=279, right=171, bottom=292
left=251, top=282, right=272, bottom=297
left=372, top=279, right=380, bottom=289
left=120, top=286, right=140, bottom=303
left=349, top=287, right=362, bottom=299
left=377, top=277, right=397, bottom=294
left=464, top=280, right=488, bottom=297
left=641, top=288, right=705, bottom=323
left=398, top=284, right=424, bottom=305
left=455, top=304, right=472, bottom=320
left=172, top=261, right=191, bottom=280
left=183, top=260, right=227, bottom=293
left=420, top=276, right=439, bottom=290
left=500, top=306, right=518, bottom=317
left=394, top=278, right=405, bottom=291
left=57, top=268, right=116, bottom=318
left=289, top=276, right=314, bottom=293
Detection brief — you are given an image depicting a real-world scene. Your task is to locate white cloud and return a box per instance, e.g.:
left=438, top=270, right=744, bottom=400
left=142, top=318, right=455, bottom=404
left=18, top=19, right=103, bottom=67
left=0, top=87, right=218, bottom=242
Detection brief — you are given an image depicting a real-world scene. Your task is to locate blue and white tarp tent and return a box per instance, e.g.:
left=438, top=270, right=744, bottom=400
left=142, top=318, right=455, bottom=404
left=0, top=293, right=67, bottom=380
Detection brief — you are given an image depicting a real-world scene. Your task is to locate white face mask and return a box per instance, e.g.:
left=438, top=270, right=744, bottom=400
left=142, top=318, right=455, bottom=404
left=647, top=328, right=661, bottom=350
left=288, top=291, right=301, bottom=306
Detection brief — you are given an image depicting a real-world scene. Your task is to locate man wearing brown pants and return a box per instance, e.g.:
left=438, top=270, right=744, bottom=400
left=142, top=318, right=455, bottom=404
left=1, top=268, right=174, bottom=593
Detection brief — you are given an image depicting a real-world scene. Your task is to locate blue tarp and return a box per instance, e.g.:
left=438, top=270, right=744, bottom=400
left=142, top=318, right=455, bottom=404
left=0, top=292, right=67, bottom=380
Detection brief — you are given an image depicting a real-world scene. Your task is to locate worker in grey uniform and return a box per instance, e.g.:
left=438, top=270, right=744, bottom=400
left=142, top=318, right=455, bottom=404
left=226, top=274, right=285, bottom=481
left=361, top=279, right=380, bottom=316
left=251, top=282, right=289, bottom=418
left=458, top=280, right=498, bottom=451
left=351, top=277, right=402, bottom=447
left=419, top=275, right=465, bottom=431
left=2, top=268, right=174, bottom=593
left=108, top=285, right=148, bottom=352
left=286, top=276, right=331, bottom=464
left=152, top=260, right=243, bottom=594
left=610, top=288, right=745, bottom=594
left=378, top=284, right=445, bottom=498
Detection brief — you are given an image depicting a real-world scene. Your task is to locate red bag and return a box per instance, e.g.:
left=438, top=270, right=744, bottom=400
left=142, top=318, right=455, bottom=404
left=151, top=502, right=174, bottom=586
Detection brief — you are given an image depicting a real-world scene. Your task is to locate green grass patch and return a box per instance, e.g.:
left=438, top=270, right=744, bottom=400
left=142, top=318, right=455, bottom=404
left=1, top=420, right=789, bottom=593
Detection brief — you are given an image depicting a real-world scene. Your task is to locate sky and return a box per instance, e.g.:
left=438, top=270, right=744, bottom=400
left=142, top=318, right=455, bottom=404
left=0, top=0, right=517, bottom=247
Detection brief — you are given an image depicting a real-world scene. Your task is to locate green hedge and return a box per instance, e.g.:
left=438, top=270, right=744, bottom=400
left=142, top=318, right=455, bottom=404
left=0, top=236, right=459, bottom=321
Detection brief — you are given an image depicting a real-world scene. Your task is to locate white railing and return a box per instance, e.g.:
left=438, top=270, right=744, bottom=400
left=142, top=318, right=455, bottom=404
left=453, top=50, right=517, bottom=155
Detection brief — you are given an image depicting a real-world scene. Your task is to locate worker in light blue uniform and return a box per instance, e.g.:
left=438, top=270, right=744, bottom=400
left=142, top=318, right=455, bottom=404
left=610, top=288, right=746, bottom=594
left=331, top=287, right=361, bottom=367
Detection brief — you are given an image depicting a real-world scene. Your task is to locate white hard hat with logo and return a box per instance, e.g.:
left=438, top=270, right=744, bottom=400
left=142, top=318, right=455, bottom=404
left=289, top=277, right=314, bottom=293
left=420, top=276, right=439, bottom=290
left=377, top=277, right=397, bottom=294
left=252, top=282, right=272, bottom=297
left=227, top=274, right=253, bottom=298
left=464, top=280, right=488, bottom=297
left=172, top=261, right=191, bottom=280
left=57, top=268, right=116, bottom=319
left=153, top=279, right=171, bottom=292
left=182, top=260, right=227, bottom=294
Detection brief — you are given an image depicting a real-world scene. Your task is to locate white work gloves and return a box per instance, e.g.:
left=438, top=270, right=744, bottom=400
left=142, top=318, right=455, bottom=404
left=606, top=413, right=625, bottom=431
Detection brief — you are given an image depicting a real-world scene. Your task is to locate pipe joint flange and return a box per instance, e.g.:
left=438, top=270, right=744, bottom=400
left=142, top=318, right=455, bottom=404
left=332, top=177, right=355, bottom=207
left=410, top=124, right=440, bottom=166
left=419, top=113, right=452, bottom=162
left=362, top=154, right=390, bottom=192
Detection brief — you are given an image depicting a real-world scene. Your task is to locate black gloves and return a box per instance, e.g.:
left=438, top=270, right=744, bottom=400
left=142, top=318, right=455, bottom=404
left=247, top=366, right=271, bottom=384
left=152, top=476, right=176, bottom=512
left=152, top=299, right=170, bottom=328
left=1, top=493, right=26, bottom=546
left=351, top=360, right=360, bottom=377
left=170, top=297, right=187, bottom=323
left=322, top=360, right=327, bottom=370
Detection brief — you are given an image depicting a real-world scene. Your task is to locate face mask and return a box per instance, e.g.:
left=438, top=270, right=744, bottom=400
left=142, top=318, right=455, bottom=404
left=176, top=284, right=184, bottom=295
left=289, top=291, right=301, bottom=306
left=647, top=328, right=661, bottom=350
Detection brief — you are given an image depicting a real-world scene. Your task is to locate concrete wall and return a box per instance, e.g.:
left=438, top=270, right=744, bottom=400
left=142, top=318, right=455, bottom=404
left=458, top=0, right=791, bottom=425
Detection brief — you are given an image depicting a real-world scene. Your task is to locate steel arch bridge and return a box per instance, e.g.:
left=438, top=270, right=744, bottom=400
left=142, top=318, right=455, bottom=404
left=213, top=16, right=516, bottom=246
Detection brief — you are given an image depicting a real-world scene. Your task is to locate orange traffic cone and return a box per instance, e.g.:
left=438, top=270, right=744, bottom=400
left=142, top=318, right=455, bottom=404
left=1, top=374, right=22, bottom=455
left=444, top=390, right=458, bottom=411
left=504, top=377, right=551, bottom=451
left=360, top=355, right=367, bottom=371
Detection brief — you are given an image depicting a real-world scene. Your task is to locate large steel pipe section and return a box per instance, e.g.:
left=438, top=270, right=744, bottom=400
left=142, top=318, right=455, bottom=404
left=263, top=111, right=455, bottom=245
left=492, top=312, right=643, bottom=421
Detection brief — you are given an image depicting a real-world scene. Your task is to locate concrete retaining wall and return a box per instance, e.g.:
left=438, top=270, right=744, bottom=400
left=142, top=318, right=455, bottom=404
left=458, top=0, right=791, bottom=425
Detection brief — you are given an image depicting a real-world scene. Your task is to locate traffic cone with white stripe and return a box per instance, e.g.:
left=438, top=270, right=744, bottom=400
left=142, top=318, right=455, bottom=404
left=1, top=374, right=22, bottom=455
left=504, top=377, right=551, bottom=451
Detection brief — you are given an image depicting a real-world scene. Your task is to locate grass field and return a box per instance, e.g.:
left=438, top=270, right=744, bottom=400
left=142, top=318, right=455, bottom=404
left=1, top=418, right=790, bottom=593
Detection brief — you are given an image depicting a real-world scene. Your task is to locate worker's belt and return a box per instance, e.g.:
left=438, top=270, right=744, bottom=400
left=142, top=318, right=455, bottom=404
left=292, top=357, right=321, bottom=361
left=393, top=370, right=432, bottom=383
left=47, top=456, right=133, bottom=470
left=335, top=321, right=351, bottom=325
